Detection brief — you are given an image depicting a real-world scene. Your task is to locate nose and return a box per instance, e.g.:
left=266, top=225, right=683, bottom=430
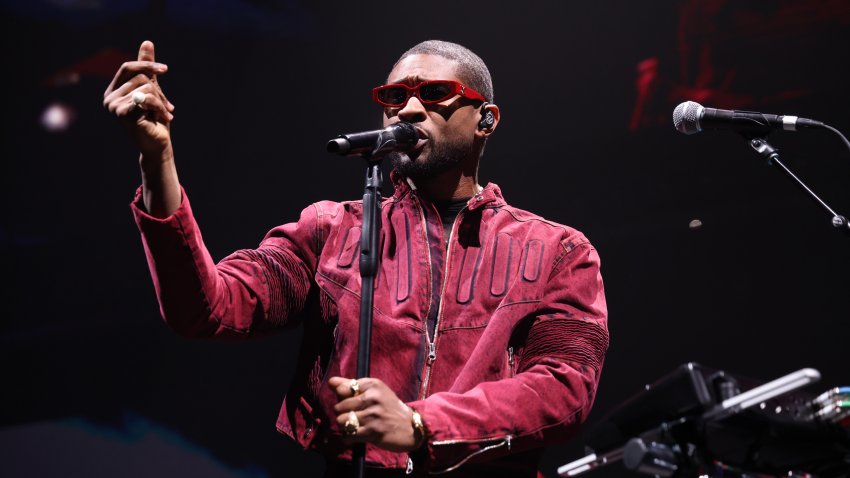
left=397, top=95, right=427, bottom=123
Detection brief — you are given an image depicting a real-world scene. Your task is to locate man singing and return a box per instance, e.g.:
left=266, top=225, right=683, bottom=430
left=104, top=39, right=609, bottom=477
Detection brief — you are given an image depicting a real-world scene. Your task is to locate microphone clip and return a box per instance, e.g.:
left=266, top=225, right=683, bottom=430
left=747, top=137, right=779, bottom=165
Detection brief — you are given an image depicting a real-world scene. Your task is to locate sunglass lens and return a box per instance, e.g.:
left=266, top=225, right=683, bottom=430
left=419, top=82, right=453, bottom=102
left=377, top=86, right=408, bottom=106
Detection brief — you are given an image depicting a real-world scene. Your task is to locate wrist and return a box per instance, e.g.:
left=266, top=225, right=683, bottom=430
left=139, top=145, right=174, bottom=173
left=408, top=406, right=426, bottom=450
left=139, top=147, right=181, bottom=218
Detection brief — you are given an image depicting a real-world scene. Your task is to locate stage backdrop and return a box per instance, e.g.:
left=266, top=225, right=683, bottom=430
left=2, top=1, right=849, bottom=477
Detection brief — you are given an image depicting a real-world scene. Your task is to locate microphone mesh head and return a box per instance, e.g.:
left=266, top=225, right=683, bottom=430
left=672, top=101, right=703, bottom=135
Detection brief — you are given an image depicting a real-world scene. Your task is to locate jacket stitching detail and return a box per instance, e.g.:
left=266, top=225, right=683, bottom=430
left=501, top=207, right=569, bottom=229
left=551, top=241, right=592, bottom=278
left=437, top=323, right=489, bottom=331
left=455, top=243, right=483, bottom=305
left=233, top=246, right=309, bottom=330
left=520, top=240, right=544, bottom=282
left=397, top=212, right=412, bottom=302
left=316, top=270, right=393, bottom=320
left=317, top=270, right=361, bottom=298
left=494, top=299, right=541, bottom=311
left=489, top=233, right=513, bottom=297
left=312, top=203, right=323, bottom=255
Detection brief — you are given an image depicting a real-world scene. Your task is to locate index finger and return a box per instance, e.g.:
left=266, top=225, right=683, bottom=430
left=138, top=40, right=159, bottom=84
left=328, top=377, right=377, bottom=399
left=138, top=40, right=156, bottom=63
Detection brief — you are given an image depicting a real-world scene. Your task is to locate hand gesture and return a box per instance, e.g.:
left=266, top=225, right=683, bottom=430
left=103, top=40, right=175, bottom=159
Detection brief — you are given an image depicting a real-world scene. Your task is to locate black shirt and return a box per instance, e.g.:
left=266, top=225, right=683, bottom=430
left=433, top=197, right=470, bottom=244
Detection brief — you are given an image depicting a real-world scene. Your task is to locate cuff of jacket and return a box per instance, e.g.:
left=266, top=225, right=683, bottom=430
left=129, top=185, right=219, bottom=336
left=406, top=398, right=515, bottom=474
left=130, top=185, right=189, bottom=228
left=129, top=184, right=201, bottom=270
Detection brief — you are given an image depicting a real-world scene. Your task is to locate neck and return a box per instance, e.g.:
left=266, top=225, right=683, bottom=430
left=413, top=161, right=480, bottom=201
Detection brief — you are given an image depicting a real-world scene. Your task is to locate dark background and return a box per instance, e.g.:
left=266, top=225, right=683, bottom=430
left=2, top=1, right=849, bottom=476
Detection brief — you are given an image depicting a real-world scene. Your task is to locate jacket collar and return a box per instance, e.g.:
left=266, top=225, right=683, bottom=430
left=390, top=170, right=505, bottom=212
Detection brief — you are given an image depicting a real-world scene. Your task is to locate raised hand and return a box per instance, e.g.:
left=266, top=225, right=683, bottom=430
left=103, top=40, right=175, bottom=159
left=105, top=40, right=181, bottom=217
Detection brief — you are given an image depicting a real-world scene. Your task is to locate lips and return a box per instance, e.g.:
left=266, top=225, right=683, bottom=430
left=413, top=126, right=428, bottom=140
left=412, top=127, right=429, bottom=151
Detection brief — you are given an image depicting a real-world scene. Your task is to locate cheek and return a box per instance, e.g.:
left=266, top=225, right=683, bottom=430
left=444, top=118, right=476, bottom=144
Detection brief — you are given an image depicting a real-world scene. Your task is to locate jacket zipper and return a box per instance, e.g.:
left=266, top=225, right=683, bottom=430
left=508, top=346, right=515, bottom=377
left=421, top=202, right=468, bottom=399
left=413, top=192, right=468, bottom=400
left=411, top=193, right=435, bottom=399
left=430, top=435, right=513, bottom=474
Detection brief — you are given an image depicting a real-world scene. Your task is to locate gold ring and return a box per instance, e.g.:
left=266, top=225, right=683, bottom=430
left=349, top=379, right=360, bottom=396
left=343, top=410, right=359, bottom=436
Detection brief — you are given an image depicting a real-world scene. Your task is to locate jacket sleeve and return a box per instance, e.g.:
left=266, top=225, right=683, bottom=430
left=407, top=238, right=609, bottom=473
left=131, top=187, right=323, bottom=338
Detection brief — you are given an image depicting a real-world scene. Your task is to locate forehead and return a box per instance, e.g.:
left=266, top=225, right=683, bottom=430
left=387, top=54, right=461, bottom=84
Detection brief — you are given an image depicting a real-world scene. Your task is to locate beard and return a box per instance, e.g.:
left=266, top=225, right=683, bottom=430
left=389, top=136, right=475, bottom=181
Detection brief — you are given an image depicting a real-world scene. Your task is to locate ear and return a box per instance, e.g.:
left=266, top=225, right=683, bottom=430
left=475, top=102, right=500, bottom=138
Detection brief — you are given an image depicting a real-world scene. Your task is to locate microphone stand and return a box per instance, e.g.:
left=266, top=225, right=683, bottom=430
left=327, top=124, right=416, bottom=478
left=746, top=136, right=850, bottom=236
left=353, top=153, right=383, bottom=478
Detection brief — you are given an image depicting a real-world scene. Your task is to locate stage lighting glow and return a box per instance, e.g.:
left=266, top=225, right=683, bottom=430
left=41, top=102, right=75, bottom=132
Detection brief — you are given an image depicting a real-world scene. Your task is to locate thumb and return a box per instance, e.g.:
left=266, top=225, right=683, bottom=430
left=138, top=40, right=155, bottom=62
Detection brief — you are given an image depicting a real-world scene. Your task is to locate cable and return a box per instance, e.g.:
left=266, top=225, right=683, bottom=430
left=819, top=123, right=850, bottom=154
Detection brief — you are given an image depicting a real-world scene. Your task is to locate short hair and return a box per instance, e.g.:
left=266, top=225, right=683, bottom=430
left=393, top=40, right=494, bottom=103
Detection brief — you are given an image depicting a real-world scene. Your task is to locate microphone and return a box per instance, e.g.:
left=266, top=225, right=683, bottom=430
left=327, top=122, right=419, bottom=157
left=673, top=101, right=823, bottom=135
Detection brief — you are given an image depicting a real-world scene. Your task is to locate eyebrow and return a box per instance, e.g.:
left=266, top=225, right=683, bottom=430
left=386, top=74, right=429, bottom=85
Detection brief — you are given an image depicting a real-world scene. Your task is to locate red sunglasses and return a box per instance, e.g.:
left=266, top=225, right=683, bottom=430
left=372, top=80, right=486, bottom=108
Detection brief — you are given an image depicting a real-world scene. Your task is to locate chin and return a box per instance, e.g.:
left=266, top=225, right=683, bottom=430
left=406, top=143, right=427, bottom=163
left=391, top=147, right=425, bottom=169
left=391, top=141, right=463, bottom=180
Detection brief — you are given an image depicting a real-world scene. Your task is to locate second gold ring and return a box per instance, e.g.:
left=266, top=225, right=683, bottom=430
left=344, top=410, right=359, bottom=436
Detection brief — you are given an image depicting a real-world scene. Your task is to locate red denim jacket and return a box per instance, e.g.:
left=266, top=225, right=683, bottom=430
left=131, top=178, right=609, bottom=476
